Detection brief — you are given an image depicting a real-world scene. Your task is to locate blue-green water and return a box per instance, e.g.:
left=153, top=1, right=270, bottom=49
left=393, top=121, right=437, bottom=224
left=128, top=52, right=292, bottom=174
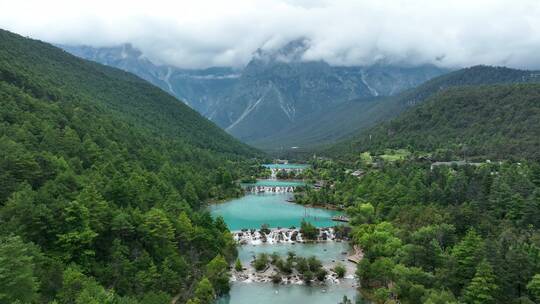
left=217, top=282, right=359, bottom=304
left=238, top=241, right=350, bottom=265
left=242, top=180, right=306, bottom=187
left=263, top=164, right=310, bottom=169
left=210, top=184, right=359, bottom=304
left=209, top=193, right=340, bottom=230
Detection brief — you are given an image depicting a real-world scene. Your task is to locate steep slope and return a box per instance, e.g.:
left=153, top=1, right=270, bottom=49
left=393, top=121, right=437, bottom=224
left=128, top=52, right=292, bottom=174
left=60, top=43, right=173, bottom=92
left=60, top=41, right=448, bottom=145
left=6, top=34, right=255, bottom=155
left=265, top=66, right=540, bottom=152
left=0, top=29, right=256, bottom=303
left=251, top=96, right=386, bottom=150
left=60, top=43, right=242, bottom=116
left=333, top=83, right=540, bottom=160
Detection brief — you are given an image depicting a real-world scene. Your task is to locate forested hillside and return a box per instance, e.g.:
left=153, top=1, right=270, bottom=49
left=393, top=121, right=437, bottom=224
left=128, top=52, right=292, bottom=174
left=299, top=158, right=540, bottom=303
left=333, top=84, right=540, bottom=161
left=0, top=29, right=257, bottom=303
left=300, top=68, right=540, bottom=303
left=0, top=30, right=255, bottom=155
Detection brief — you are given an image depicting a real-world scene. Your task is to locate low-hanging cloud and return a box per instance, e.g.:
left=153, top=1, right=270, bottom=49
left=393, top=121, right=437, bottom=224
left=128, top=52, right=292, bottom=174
left=1, top=0, right=540, bottom=69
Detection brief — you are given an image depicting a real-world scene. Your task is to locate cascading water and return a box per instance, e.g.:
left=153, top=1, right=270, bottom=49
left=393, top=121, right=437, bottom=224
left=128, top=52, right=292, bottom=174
left=233, top=228, right=339, bottom=245
left=210, top=162, right=360, bottom=303
left=270, top=168, right=277, bottom=180
left=246, top=185, right=296, bottom=193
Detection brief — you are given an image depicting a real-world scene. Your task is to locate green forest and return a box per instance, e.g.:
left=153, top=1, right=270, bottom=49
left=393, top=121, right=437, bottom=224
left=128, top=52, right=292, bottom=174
left=2, top=27, right=540, bottom=304
left=295, top=68, right=540, bottom=303
left=333, top=84, right=540, bottom=161
left=296, top=157, right=540, bottom=303
left=0, top=29, right=259, bottom=303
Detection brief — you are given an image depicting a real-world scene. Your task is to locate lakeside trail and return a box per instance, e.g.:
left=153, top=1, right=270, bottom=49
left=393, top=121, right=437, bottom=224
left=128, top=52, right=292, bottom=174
left=347, top=245, right=364, bottom=264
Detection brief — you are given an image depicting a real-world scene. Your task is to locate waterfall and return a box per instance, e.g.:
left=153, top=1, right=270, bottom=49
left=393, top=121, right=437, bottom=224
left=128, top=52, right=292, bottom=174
left=245, top=185, right=296, bottom=193
left=270, top=168, right=277, bottom=180
left=233, top=227, right=339, bottom=245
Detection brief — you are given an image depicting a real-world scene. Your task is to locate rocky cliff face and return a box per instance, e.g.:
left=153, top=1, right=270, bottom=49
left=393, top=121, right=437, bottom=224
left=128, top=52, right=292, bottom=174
left=60, top=40, right=448, bottom=145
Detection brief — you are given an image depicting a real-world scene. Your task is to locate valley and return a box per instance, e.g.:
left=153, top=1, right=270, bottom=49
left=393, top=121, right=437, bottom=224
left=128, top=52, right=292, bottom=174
left=60, top=41, right=449, bottom=149
left=2, top=5, right=540, bottom=303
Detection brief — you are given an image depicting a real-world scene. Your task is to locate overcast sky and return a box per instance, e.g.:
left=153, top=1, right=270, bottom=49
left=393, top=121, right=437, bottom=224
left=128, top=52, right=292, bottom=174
left=1, top=0, right=540, bottom=69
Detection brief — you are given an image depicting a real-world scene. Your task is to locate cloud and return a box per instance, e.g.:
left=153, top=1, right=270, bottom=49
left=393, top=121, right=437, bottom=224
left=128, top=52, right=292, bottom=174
left=1, top=0, right=539, bottom=69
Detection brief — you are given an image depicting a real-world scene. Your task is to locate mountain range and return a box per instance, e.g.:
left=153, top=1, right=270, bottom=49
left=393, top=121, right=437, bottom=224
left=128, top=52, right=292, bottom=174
left=328, top=66, right=540, bottom=160
left=265, top=65, right=540, bottom=152
left=58, top=40, right=540, bottom=159
left=60, top=40, right=449, bottom=147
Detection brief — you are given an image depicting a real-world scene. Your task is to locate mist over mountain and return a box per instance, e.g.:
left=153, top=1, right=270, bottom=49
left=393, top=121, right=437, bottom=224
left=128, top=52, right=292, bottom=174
left=61, top=40, right=448, bottom=146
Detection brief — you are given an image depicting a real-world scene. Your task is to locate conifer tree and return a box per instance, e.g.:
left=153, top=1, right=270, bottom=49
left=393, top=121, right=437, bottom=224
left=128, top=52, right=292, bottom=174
left=205, top=255, right=230, bottom=295
left=450, top=229, right=484, bottom=291
left=194, top=277, right=215, bottom=304
left=462, top=260, right=499, bottom=304
left=0, top=236, right=38, bottom=303
left=527, top=274, right=540, bottom=302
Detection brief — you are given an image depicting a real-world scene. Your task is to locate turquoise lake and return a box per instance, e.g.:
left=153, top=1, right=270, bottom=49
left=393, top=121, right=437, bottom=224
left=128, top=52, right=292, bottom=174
left=237, top=241, right=351, bottom=265
left=217, top=281, right=359, bottom=304
left=210, top=177, right=360, bottom=304
left=209, top=193, right=340, bottom=230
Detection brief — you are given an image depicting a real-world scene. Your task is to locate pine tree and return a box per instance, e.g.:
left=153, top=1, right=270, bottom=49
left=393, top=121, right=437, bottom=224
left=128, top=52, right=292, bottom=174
left=450, top=229, right=484, bottom=292
left=488, top=177, right=513, bottom=219
left=56, top=200, right=98, bottom=267
left=205, top=255, right=230, bottom=295
left=521, top=189, right=540, bottom=228
left=194, top=277, right=215, bottom=304
left=462, top=260, right=499, bottom=304
left=0, top=236, right=39, bottom=303
left=527, top=274, right=540, bottom=302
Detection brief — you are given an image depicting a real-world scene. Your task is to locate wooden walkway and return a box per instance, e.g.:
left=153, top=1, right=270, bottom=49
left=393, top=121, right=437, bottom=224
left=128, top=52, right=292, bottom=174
left=347, top=245, right=364, bottom=264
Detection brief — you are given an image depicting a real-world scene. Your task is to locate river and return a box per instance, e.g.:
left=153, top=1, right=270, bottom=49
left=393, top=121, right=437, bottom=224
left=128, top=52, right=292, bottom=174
left=209, top=169, right=361, bottom=304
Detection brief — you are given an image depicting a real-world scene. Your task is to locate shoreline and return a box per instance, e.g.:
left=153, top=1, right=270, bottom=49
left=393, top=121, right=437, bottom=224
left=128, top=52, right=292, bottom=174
left=296, top=202, right=344, bottom=211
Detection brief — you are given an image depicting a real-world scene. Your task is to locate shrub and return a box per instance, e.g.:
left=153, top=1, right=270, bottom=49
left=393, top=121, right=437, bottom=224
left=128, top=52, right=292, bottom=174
left=300, top=220, right=318, bottom=240
left=303, top=271, right=314, bottom=284
left=253, top=253, right=269, bottom=271
left=260, top=224, right=271, bottom=235
left=234, top=259, right=243, bottom=272
left=271, top=272, right=282, bottom=284
left=316, top=268, right=328, bottom=281
left=334, top=263, right=346, bottom=278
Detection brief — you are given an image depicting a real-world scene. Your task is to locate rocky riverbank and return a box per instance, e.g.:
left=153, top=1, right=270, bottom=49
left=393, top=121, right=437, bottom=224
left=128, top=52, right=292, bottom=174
left=232, top=255, right=357, bottom=286
left=232, top=269, right=354, bottom=285
left=232, top=227, right=359, bottom=286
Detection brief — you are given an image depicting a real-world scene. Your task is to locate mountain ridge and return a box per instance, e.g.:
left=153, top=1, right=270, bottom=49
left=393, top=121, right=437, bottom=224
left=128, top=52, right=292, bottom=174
left=59, top=42, right=449, bottom=146
left=4, top=32, right=256, bottom=156
left=263, top=65, right=540, bottom=153
left=326, top=67, right=540, bottom=160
